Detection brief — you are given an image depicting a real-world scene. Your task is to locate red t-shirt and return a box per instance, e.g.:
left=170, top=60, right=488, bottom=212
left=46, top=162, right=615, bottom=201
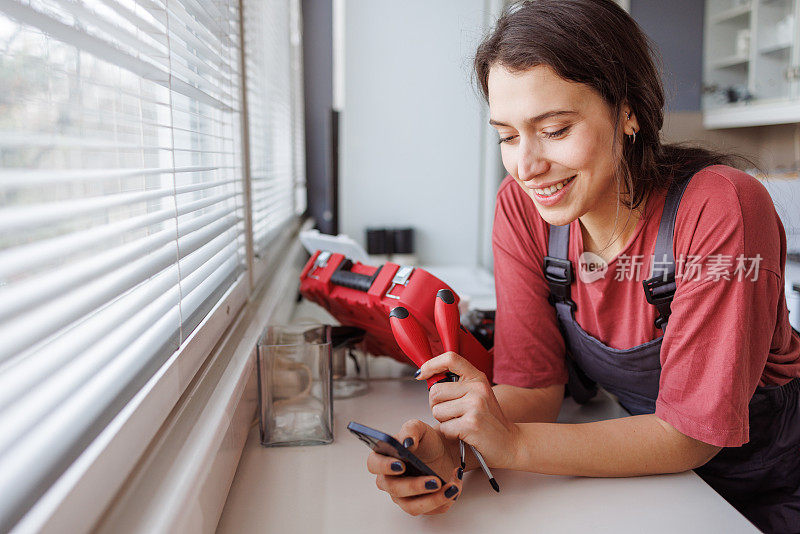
left=492, top=165, right=800, bottom=447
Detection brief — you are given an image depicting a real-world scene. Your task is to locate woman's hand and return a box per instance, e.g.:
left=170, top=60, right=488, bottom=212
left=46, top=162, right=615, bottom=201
left=418, top=352, right=522, bottom=469
left=366, top=419, right=463, bottom=516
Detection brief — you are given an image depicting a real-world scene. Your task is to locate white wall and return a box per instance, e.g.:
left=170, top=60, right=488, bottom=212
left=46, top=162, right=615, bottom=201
left=340, top=0, right=494, bottom=266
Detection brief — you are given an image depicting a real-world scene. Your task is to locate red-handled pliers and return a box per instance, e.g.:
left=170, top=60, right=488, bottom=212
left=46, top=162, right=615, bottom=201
left=434, top=289, right=499, bottom=492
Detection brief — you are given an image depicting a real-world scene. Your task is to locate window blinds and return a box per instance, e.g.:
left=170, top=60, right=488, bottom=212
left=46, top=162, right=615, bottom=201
left=243, top=0, right=306, bottom=257
left=289, top=0, right=307, bottom=217
left=0, top=0, right=246, bottom=529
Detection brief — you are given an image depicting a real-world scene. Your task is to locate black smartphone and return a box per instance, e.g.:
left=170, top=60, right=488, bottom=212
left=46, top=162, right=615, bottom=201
left=347, top=421, right=445, bottom=484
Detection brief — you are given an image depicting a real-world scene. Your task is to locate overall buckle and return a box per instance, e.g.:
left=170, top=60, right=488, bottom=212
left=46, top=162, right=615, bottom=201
left=544, top=256, right=575, bottom=309
left=642, top=272, right=676, bottom=330
left=544, top=256, right=573, bottom=285
left=642, top=272, right=676, bottom=305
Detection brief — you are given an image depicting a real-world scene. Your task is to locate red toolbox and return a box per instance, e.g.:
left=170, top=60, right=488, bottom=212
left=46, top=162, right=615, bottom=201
left=299, top=251, right=493, bottom=381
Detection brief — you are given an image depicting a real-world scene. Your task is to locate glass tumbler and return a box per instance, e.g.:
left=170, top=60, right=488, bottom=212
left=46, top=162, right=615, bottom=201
left=331, top=326, right=369, bottom=398
left=257, top=324, right=334, bottom=446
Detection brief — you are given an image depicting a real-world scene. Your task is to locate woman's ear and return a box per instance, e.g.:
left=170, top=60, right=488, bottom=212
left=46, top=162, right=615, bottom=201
left=622, top=107, right=639, bottom=135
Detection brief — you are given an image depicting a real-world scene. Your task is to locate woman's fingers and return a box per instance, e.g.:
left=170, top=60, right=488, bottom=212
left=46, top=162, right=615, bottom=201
left=437, top=417, right=465, bottom=442
left=428, top=381, right=466, bottom=409
left=430, top=382, right=494, bottom=425
left=417, top=352, right=485, bottom=382
left=366, top=419, right=432, bottom=476
left=396, top=419, right=429, bottom=452
left=366, top=451, right=406, bottom=475
left=424, top=503, right=452, bottom=515
left=392, top=492, right=453, bottom=517
left=430, top=397, right=466, bottom=423
left=375, top=473, right=443, bottom=498
left=445, top=466, right=463, bottom=500
left=364, top=419, right=463, bottom=516
left=390, top=468, right=462, bottom=516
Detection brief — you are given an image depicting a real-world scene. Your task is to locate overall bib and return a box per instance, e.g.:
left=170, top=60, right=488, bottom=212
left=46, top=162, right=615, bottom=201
left=543, top=175, right=800, bottom=533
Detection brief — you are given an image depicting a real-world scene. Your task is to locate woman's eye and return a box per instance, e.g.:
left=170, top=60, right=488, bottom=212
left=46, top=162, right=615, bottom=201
left=497, top=134, right=517, bottom=145
left=543, top=126, right=570, bottom=139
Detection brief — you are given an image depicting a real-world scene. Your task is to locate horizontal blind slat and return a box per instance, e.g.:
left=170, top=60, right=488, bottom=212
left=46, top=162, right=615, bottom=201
left=0, top=190, right=237, bottom=280
left=0, top=245, right=241, bottom=493
left=0, top=239, right=240, bottom=454
left=0, top=205, right=235, bottom=321
left=0, top=304, right=182, bottom=529
left=166, top=56, right=235, bottom=102
left=1, top=0, right=171, bottom=87
left=165, top=13, right=228, bottom=69
left=0, top=214, right=238, bottom=362
left=177, top=0, right=233, bottom=47
left=0, top=179, right=236, bottom=232
left=102, top=0, right=168, bottom=45
left=179, top=255, right=239, bottom=327
left=169, top=76, right=234, bottom=111
left=0, top=224, right=177, bottom=322
left=0, top=166, right=221, bottom=188
left=1, top=2, right=237, bottom=111
left=0, top=240, right=178, bottom=363
left=49, top=0, right=169, bottom=64
left=0, top=239, right=237, bottom=430
left=0, top=132, right=169, bottom=150
left=0, top=266, right=181, bottom=412
left=178, top=230, right=239, bottom=283
left=0, top=283, right=182, bottom=454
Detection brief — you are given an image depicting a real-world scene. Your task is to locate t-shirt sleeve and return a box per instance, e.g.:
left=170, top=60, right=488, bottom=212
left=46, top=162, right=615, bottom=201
left=492, top=179, right=568, bottom=388
left=654, top=167, right=783, bottom=448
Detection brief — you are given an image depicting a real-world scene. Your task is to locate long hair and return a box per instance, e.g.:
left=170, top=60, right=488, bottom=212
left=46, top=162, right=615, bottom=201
left=474, top=0, right=745, bottom=211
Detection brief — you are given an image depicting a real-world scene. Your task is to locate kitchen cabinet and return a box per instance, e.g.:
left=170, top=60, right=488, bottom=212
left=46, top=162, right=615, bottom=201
left=703, top=0, right=800, bottom=127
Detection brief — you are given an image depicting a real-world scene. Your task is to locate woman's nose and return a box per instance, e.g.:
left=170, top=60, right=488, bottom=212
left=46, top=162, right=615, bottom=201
left=517, top=139, right=550, bottom=181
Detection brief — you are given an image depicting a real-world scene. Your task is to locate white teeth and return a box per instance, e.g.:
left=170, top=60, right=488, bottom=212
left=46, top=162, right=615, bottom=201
left=533, top=175, right=574, bottom=196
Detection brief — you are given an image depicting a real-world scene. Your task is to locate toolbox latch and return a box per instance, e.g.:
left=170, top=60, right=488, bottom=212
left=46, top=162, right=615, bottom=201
left=387, top=266, right=414, bottom=299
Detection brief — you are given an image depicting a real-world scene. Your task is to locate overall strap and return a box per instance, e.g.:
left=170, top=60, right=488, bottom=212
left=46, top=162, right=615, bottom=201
left=545, top=223, right=598, bottom=404
left=544, top=223, right=575, bottom=310
left=642, top=175, right=694, bottom=331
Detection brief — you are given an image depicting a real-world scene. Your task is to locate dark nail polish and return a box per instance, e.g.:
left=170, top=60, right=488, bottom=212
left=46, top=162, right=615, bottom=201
left=444, top=485, right=459, bottom=499
left=413, top=369, right=421, bottom=378
left=425, top=479, right=439, bottom=490
left=457, top=467, right=463, bottom=480
left=391, top=461, right=404, bottom=472
left=403, top=437, right=414, bottom=448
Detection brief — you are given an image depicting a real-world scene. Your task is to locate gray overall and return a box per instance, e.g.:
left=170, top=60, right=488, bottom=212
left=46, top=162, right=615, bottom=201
left=544, top=175, right=800, bottom=533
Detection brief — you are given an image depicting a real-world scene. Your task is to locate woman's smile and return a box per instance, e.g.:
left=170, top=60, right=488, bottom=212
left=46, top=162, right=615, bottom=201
left=523, top=174, right=577, bottom=206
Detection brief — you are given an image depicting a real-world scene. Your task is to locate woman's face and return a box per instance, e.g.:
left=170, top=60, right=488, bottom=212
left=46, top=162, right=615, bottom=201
left=488, top=64, right=629, bottom=227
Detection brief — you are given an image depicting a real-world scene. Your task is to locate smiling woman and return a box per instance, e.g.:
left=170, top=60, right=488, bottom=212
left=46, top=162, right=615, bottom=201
left=364, top=1, right=800, bottom=531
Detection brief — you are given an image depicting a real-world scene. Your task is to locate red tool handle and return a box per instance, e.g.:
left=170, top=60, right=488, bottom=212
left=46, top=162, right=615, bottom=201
left=434, top=289, right=461, bottom=385
left=389, top=306, right=448, bottom=389
left=434, top=289, right=461, bottom=353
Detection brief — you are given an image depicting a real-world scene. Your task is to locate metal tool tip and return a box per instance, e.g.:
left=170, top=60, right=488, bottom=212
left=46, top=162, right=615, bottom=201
left=490, top=478, right=500, bottom=493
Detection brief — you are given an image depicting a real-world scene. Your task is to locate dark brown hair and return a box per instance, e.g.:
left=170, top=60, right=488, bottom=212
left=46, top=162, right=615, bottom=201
left=474, top=0, right=743, bottom=210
